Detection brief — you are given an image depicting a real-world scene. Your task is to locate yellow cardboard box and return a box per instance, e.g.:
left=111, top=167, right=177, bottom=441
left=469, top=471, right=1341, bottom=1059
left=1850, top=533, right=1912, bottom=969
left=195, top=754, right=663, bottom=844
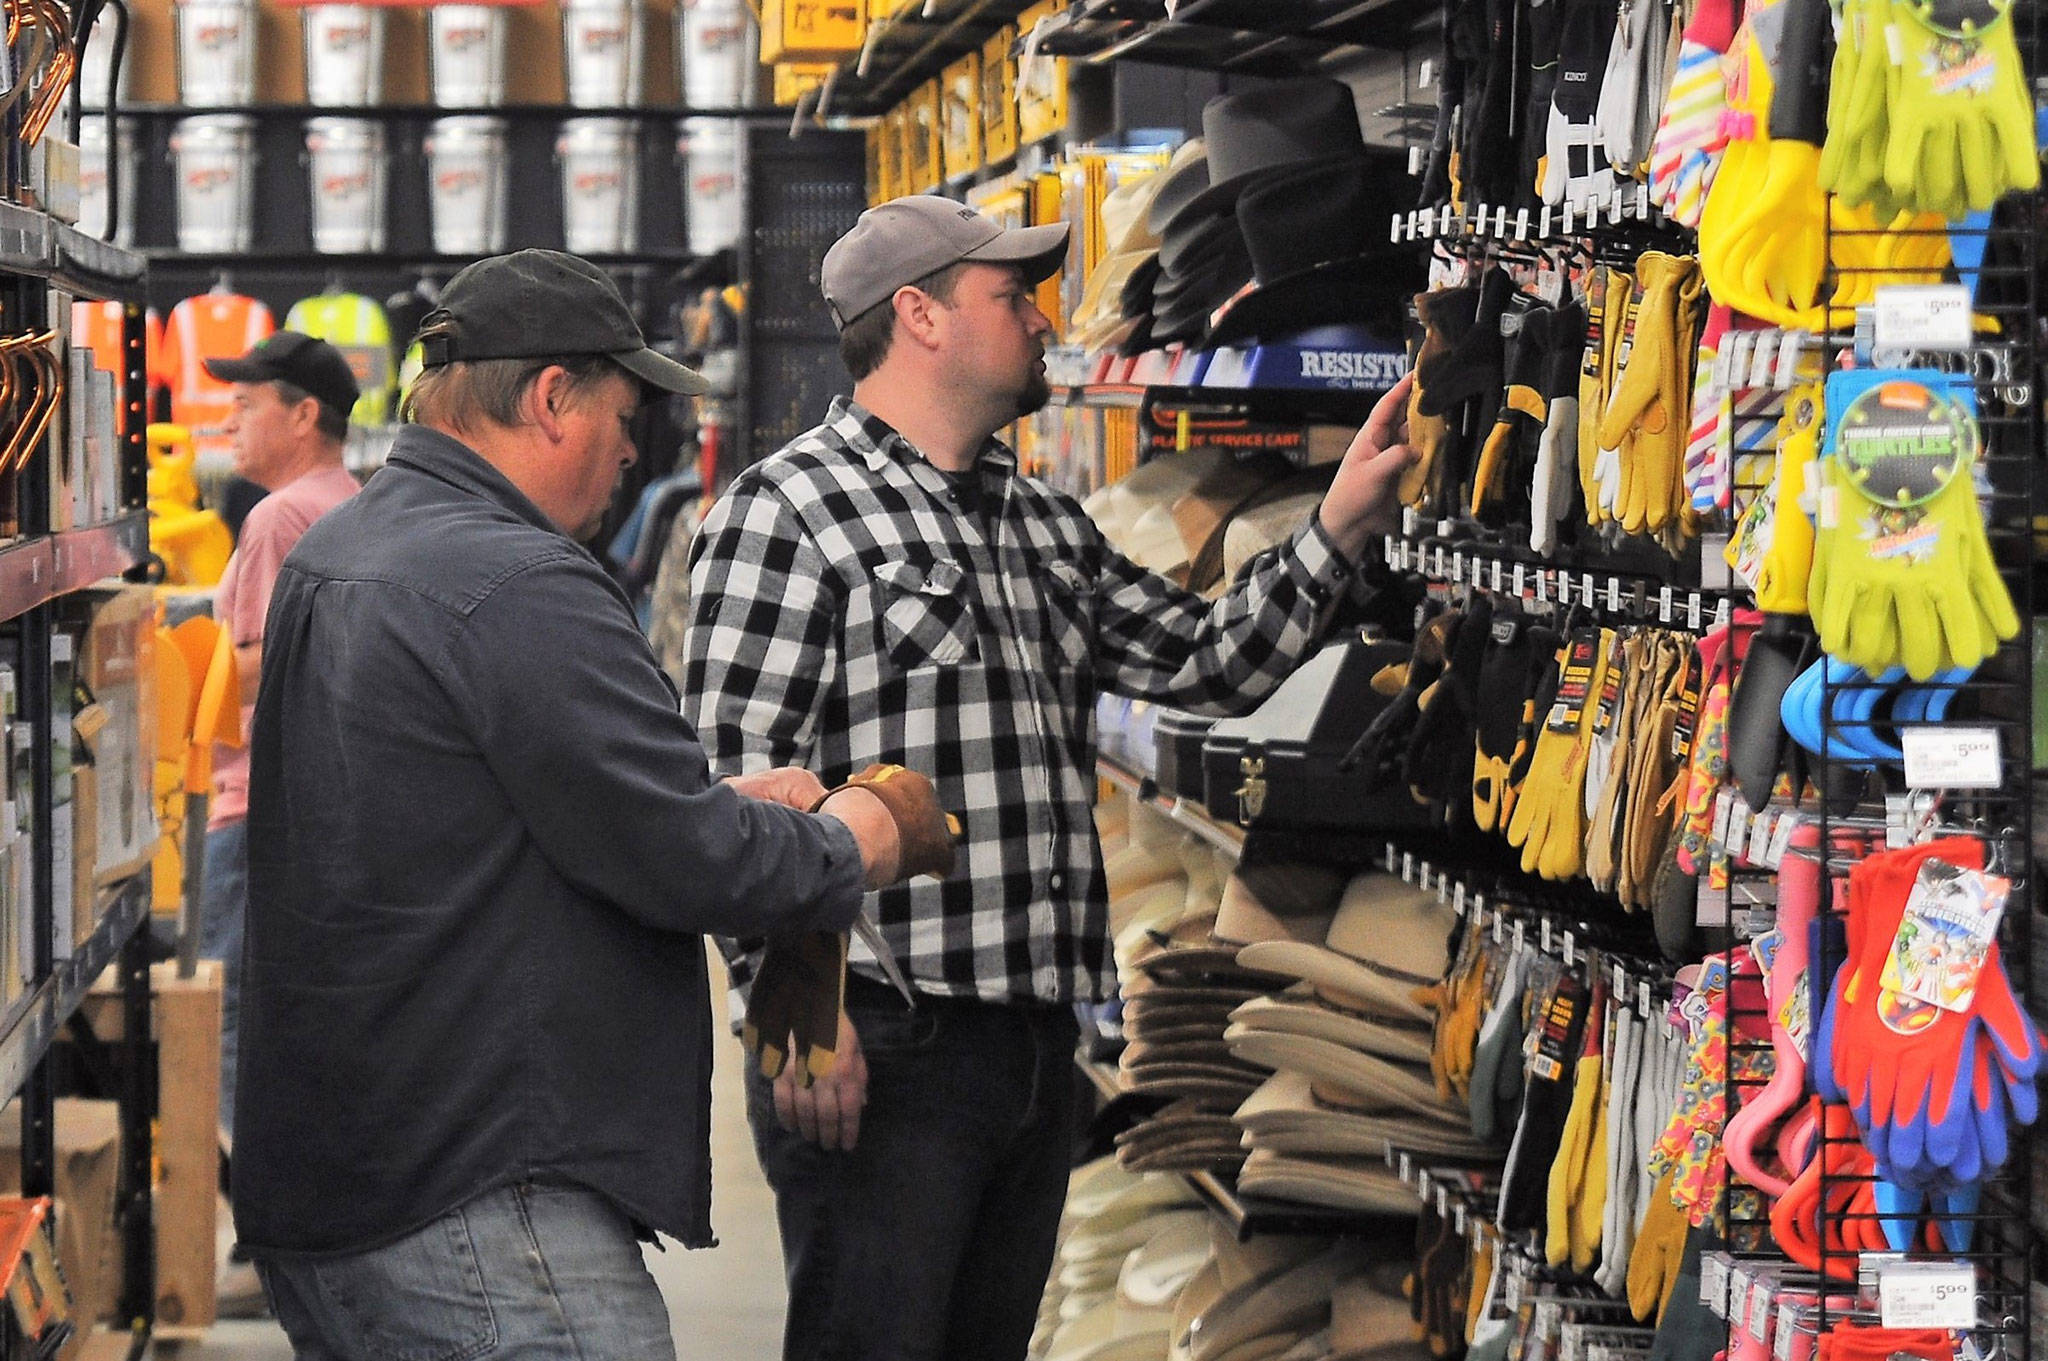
left=772, top=61, right=839, bottom=106
left=760, top=0, right=864, bottom=63
left=980, top=26, right=1020, bottom=165
left=901, top=81, right=943, bottom=193
left=1016, top=0, right=1068, bottom=145
left=940, top=53, right=983, bottom=180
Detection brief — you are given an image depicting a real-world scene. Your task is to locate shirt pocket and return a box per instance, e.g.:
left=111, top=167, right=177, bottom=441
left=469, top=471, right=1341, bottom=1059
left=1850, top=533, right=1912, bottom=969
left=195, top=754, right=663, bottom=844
left=873, top=557, right=980, bottom=671
left=1036, top=559, right=1097, bottom=675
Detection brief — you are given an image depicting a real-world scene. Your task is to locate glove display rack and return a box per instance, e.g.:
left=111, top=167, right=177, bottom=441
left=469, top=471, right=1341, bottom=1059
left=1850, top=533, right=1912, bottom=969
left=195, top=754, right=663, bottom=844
left=939, top=1, right=2048, bottom=1359
left=0, top=4, right=161, bottom=1348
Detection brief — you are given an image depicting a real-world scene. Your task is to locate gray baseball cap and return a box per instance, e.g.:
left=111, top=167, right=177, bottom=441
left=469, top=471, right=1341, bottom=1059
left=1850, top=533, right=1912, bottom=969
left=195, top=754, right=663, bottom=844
left=820, top=195, right=1071, bottom=329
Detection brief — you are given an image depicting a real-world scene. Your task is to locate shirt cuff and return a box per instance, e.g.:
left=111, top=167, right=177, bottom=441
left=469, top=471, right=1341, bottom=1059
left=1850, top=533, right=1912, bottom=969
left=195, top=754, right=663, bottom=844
left=811, top=812, right=871, bottom=932
left=1285, top=513, right=1355, bottom=606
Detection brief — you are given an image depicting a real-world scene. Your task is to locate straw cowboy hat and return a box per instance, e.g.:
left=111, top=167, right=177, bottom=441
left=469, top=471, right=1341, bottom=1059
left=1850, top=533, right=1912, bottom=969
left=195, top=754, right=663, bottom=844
left=1235, top=874, right=1457, bottom=1024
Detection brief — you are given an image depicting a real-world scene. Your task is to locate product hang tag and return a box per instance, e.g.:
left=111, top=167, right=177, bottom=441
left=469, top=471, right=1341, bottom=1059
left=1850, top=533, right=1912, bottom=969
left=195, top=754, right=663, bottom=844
left=1514, top=563, right=1528, bottom=596
left=1745, top=809, right=1777, bottom=866
left=1747, top=331, right=1783, bottom=390
left=1658, top=585, right=1675, bottom=623
left=1546, top=630, right=1604, bottom=732
left=1491, top=557, right=1505, bottom=591
left=1766, top=812, right=1798, bottom=869
left=1698, top=1252, right=1732, bottom=1313
left=1687, top=594, right=1703, bottom=630
left=1747, top=1278, right=1774, bottom=1343
left=1902, top=726, right=2002, bottom=790
left=1877, top=1261, right=1978, bottom=1329
left=1879, top=859, right=2010, bottom=1016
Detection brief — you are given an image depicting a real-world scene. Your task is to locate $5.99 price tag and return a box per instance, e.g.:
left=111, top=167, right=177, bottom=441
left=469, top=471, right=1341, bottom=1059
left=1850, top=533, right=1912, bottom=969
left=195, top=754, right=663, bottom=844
left=1878, top=1261, right=1978, bottom=1329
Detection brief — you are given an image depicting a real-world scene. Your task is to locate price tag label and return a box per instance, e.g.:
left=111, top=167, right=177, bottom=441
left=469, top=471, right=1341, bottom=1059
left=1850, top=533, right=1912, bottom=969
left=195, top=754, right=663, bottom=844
left=1748, top=1278, right=1774, bottom=1342
left=1873, top=284, right=1973, bottom=352
left=1606, top=578, right=1623, bottom=612
left=1659, top=586, right=1675, bottom=623
left=1878, top=1261, right=1977, bottom=1329
left=1561, top=932, right=1576, bottom=966
left=1774, top=1301, right=1806, bottom=1361
left=1638, top=980, right=1653, bottom=1017
left=1453, top=551, right=1466, bottom=581
left=1399, top=1152, right=1415, bottom=1182
left=1559, top=573, right=1575, bottom=604
left=1540, top=918, right=1554, bottom=951
left=1514, top=563, right=1528, bottom=595
left=1436, top=1183, right=1451, bottom=1216
left=1687, top=594, right=1704, bottom=630
left=1516, top=208, right=1531, bottom=240
left=1766, top=813, right=1798, bottom=868
left=1452, top=1203, right=1467, bottom=1235
left=1492, top=558, right=1505, bottom=592
left=1582, top=572, right=1596, bottom=602
left=1699, top=1253, right=1730, bottom=1313
left=1403, top=852, right=1415, bottom=882
left=1902, top=727, right=2002, bottom=790
left=1455, top=882, right=1468, bottom=916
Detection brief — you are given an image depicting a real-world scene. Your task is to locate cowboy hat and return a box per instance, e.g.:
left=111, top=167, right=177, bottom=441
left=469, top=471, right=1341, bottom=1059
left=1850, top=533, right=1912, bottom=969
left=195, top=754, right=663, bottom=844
left=1233, top=874, right=1456, bottom=1024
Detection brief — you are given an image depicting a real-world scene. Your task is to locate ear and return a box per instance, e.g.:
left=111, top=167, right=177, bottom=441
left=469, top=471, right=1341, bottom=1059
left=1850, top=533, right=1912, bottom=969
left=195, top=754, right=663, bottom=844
left=526, top=365, right=574, bottom=443
left=292, top=396, right=323, bottom=441
left=891, top=285, right=945, bottom=350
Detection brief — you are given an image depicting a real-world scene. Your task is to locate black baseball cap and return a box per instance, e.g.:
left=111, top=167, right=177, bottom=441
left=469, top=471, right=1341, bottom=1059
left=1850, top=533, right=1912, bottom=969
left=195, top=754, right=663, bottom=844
left=204, top=330, right=361, bottom=422
left=417, top=249, right=708, bottom=395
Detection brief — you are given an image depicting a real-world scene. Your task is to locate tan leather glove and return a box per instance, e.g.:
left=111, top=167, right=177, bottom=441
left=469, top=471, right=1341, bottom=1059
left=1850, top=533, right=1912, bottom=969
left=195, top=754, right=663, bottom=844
left=743, top=931, right=850, bottom=1087
left=822, top=763, right=963, bottom=882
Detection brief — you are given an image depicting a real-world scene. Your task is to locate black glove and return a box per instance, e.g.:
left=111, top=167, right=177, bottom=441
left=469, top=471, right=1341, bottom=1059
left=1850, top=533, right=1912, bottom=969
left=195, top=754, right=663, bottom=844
left=1407, top=592, right=1495, bottom=819
left=1348, top=608, right=1464, bottom=788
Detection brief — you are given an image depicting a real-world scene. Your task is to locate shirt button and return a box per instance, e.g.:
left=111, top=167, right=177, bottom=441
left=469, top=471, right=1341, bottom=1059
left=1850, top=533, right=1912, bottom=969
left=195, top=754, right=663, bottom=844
left=1049, top=874, right=1065, bottom=893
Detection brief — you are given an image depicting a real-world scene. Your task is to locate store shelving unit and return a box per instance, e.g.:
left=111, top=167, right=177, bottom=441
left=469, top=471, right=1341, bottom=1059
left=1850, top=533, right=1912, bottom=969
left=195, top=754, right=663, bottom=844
left=0, top=168, right=156, bottom=1350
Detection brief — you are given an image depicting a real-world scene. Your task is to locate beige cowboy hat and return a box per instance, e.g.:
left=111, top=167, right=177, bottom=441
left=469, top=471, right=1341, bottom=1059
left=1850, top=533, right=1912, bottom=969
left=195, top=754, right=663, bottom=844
left=1223, top=1029, right=1467, bottom=1128
left=1236, top=1148, right=1419, bottom=1216
left=1183, top=1246, right=1360, bottom=1361
left=1234, top=874, right=1456, bottom=1024
left=1235, top=1072, right=1495, bottom=1160
left=1227, top=992, right=1435, bottom=1066
left=1212, top=865, right=1348, bottom=947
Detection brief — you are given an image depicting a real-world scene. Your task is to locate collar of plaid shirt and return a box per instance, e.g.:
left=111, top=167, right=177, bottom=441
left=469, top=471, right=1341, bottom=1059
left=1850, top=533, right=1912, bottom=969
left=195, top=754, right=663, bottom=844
left=686, top=394, right=1357, bottom=1009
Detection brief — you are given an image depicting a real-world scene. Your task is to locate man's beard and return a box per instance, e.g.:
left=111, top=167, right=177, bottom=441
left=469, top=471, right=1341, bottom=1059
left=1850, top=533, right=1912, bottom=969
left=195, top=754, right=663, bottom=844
left=1014, top=368, right=1052, bottom=420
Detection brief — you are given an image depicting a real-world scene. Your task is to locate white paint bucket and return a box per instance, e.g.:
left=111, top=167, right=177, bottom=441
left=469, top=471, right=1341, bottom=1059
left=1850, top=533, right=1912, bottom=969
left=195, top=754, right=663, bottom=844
left=559, top=117, right=639, bottom=254
left=425, top=115, right=509, bottom=255
left=170, top=113, right=257, bottom=252
left=306, top=117, right=387, bottom=253
left=302, top=6, right=386, bottom=107
left=678, top=117, right=742, bottom=255
left=679, top=0, right=757, bottom=109
left=563, top=0, right=645, bottom=107
left=174, top=0, right=257, bottom=106
left=77, top=114, right=138, bottom=246
left=429, top=4, right=508, bottom=108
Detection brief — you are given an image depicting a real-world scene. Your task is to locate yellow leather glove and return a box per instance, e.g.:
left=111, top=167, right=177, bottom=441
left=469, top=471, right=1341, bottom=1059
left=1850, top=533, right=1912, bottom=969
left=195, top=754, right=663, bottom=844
left=1504, top=629, right=1614, bottom=880
left=1627, top=1170, right=1690, bottom=1323
left=1544, top=1016, right=1605, bottom=1267
left=1580, top=268, right=1628, bottom=523
left=1753, top=384, right=1823, bottom=614
left=1597, top=253, right=1705, bottom=535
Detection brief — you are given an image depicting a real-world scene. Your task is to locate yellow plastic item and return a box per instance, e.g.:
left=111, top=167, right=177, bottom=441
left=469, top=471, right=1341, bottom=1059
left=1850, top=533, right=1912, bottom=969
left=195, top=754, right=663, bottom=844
left=758, top=0, right=864, bottom=64
left=146, top=424, right=233, bottom=587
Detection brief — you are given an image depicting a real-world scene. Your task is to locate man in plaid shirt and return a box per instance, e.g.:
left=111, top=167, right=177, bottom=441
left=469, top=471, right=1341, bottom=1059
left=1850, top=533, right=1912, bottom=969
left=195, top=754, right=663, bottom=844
left=683, top=196, right=1415, bottom=1361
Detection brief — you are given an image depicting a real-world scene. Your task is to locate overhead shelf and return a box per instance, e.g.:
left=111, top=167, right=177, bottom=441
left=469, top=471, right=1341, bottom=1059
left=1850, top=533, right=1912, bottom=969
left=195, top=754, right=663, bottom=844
left=0, top=514, right=149, bottom=632
left=0, top=875, right=150, bottom=1103
left=1096, top=754, right=1244, bottom=858
left=104, top=102, right=785, bottom=120
left=143, top=250, right=700, bottom=270
left=0, top=203, right=146, bottom=302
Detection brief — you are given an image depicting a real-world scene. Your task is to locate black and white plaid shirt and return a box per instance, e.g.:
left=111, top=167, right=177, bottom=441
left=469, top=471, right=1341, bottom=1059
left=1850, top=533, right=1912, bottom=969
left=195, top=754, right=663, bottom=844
left=683, top=396, right=1358, bottom=1006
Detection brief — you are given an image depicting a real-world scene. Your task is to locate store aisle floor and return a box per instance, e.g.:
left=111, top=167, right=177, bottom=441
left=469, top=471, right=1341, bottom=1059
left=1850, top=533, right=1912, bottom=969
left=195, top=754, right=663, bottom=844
left=184, top=949, right=789, bottom=1360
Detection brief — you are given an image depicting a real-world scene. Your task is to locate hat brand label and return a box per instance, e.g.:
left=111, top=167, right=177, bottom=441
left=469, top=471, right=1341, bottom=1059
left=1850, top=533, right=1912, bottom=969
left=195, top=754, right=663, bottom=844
left=1295, top=349, right=1408, bottom=387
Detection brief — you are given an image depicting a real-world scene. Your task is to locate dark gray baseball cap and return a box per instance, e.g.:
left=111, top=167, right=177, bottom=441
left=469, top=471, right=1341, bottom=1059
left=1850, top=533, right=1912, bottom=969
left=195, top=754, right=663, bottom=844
left=820, top=195, right=1071, bottom=329
left=418, top=249, right=708, bottom=395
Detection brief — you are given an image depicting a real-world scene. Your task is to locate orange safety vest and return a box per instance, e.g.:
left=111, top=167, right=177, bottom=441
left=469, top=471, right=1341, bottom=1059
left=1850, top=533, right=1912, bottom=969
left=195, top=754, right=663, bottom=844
left=160, top=293, right=275, bottom=463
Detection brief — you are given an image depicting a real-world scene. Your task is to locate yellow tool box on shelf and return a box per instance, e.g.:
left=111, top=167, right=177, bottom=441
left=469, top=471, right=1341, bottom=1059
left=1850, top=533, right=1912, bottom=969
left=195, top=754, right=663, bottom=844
left=940, top=53, right=983, bottom=181
left=1016, top=0, right=1068, bottom=145
left=871, top=107, right=905, bottom=204
left=901, top=80, right=943, bottom=194
left=759, top=0, right=864, bottom=63
left=980, top=26, right=1020, bottom=165
left=772, top=61, right=838, bottom=106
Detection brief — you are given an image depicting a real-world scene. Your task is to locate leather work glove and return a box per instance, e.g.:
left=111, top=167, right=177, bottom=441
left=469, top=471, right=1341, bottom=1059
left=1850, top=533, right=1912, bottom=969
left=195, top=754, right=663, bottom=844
left=1540, top=0, right=1619, bottom=206
left=1582, top=267, right=1631, bottom=525
left=822, top=763, right=963, bottom=882
left=1417, top=269, right=1513, bottom=420
left=1596, top=253, right=1705, bottom=536
left=1626, top=1170, right=1690, bottom=1322
left=744, top=930, right=850, bottom=1086
left=1582, top=630, right=1643, bottom=893
left=1350, top=609, right=1463, bottom=788
left=1619, top=635, right=1693, bottom=909
left=1405, top=293, right=1465, bottom=513
left=1530, top=300, right=1587, bottom=554
left=1472, top=604, right=1542, bottom=833
left=1408, top=594, right=1496, bottom=811
left=1471, top=299, right=1554, bottom=528
left=1544, top=987, right=1609, bottom=1271
left=1505, top=629, right=1614, bottom=880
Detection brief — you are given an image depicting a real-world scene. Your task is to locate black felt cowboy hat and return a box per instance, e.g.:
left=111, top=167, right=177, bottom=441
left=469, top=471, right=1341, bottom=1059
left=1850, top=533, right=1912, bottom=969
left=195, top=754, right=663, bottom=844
left=1181, top=76, right=1371, bottom=218
left=1204, top=152, right=1426, bottom=349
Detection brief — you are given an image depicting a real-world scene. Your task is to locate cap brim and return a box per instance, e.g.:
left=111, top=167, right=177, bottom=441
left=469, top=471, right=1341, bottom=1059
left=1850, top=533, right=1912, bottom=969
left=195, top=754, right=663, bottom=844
left=614, top=346, right=710, bottom=396
left=202, top=357, right=273, bottom=385
left=961, top=221, right=1072, bottom=285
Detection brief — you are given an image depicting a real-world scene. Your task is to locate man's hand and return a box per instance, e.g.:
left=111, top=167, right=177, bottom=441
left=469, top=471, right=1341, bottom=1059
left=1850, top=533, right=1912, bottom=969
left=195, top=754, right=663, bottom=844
left=726, top=767, right=830, bottom=810
left=1317, top=372, right=1419, bottom=562
left=818, top=787, right=902, bottom=889
left=771, top=1010, right=869, bottom=1151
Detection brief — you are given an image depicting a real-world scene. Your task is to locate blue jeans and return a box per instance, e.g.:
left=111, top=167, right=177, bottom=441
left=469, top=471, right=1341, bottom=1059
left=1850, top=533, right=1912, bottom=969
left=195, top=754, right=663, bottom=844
left=255, top=1182, right=677, bottom=1361
left=198, top=820, right=247, bottom=1133
left=745, top=975, right=1080, bottom=1361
